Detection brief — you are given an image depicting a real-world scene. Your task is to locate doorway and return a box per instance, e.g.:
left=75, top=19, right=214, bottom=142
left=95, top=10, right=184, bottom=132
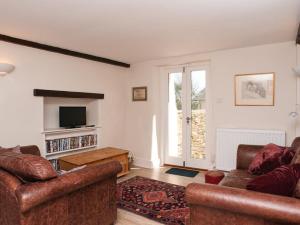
left=164, top=64, right=210, bottom=169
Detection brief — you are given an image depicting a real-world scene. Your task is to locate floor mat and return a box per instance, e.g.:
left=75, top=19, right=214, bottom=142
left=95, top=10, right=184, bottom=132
left=165, top=168, right=199, bottom=178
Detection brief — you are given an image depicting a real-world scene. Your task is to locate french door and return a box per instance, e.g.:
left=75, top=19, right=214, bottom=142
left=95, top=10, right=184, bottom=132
left=165, top=65, right=210, bottom=169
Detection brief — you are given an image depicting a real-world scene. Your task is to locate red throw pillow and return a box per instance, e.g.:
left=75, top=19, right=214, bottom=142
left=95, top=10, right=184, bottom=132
left=280, top=147, right=296, bottom=165
left=246, top=164, right=300, bottom=196
left=248, top=143, right=285, bottom=175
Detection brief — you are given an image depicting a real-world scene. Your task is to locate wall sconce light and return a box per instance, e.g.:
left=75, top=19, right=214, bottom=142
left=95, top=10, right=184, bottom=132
left=290, top=66, right=300, bottom=118
left=293, top=65, right=300, bottom=76
left=0, top=63, right=15, bottom=76
left=290, top=46, right=300, bottom=119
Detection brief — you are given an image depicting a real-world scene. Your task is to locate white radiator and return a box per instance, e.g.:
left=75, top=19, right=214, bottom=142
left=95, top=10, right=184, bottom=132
left=216, top=128, right=286, bottom=171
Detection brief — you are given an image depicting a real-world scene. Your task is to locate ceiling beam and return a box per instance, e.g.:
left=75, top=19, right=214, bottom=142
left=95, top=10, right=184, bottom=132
left=297, top=23, right=300, bottom=44
left=33, top=89, right=104, bottom=99
left=0, top=34, right=130, bottom=68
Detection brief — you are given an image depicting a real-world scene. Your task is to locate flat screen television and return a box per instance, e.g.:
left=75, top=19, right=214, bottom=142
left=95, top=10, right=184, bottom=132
left=59, top=106, right=86, bottom=128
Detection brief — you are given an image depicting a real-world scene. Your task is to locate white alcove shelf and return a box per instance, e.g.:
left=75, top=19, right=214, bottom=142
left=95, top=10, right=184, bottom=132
left=41, top=97, right=102, bottom=159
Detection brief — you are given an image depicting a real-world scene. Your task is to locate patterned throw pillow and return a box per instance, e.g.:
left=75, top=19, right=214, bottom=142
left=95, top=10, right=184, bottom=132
left=248, top=143, right=285, bottom=175
left=247, top=164, right=300, bottom=197
left=280, top=147, right=296, bottom=165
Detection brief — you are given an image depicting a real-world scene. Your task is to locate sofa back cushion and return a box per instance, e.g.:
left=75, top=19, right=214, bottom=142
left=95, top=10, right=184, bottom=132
left=236, top=145, right=265, bottom=170
left=247, top=164, right=300, bottom=197
left=291, top=137, right=300, bottom=149
left=291, top=146, right=300, bottom=165
left=20, top=145, right=41, bottom=156
left=0, top=153, right=57, bottom=182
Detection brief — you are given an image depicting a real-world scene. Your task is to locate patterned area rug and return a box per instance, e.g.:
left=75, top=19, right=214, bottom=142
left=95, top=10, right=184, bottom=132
left=117, top=176, right=190, bottom=225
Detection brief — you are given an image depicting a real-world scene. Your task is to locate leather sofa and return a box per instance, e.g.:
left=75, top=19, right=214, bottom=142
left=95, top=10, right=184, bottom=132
left=186, top=137, right=300, bottom=225
left=0, top=145, right=122, bottom=225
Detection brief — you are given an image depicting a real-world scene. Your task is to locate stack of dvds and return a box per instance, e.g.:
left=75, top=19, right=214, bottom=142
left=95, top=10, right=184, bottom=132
left=49, top=159, right=60, bottom=170
left=46, top=134, right=97, bottom=154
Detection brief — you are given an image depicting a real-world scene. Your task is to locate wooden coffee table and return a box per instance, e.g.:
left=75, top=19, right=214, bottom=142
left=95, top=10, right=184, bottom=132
left=58, top=147, right=129, bottom=177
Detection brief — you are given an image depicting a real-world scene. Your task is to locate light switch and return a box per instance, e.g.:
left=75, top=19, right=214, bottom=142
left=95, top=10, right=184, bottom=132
left=216, top=98, right=223, bottom=104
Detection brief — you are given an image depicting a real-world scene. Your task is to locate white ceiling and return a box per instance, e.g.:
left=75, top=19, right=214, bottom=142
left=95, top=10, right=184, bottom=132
left=0, top=0, right=300, bottom=63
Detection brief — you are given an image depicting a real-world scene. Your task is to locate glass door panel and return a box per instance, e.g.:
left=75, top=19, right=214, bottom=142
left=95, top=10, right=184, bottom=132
left=168, top=72, right=183, bottom=164
left=185, top=67, right=210, bottom=169
left=190, top=70, right=206, bottom=160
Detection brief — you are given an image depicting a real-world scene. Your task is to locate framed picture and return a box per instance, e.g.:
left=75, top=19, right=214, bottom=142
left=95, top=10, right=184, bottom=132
left=235, top=73, right=275, bottom=106
left=132, top=86, right=147, bottom=101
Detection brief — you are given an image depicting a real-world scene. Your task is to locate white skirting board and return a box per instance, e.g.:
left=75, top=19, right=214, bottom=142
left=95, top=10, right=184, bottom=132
left=216, top=128, right=286, bottom=171
left=133, top=157, right=161, bottom=169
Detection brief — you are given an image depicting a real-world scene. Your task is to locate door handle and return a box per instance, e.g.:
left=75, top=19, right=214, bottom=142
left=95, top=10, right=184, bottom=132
left=186, top=117, right=191, bottom=124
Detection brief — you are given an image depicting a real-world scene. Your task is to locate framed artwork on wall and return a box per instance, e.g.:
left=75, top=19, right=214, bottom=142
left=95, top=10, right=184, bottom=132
left=132, top=86, right=147, bottom=101
left=235, top=73, right=275, bottom=106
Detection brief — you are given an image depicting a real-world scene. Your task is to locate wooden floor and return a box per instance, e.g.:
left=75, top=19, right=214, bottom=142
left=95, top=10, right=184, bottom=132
left=115, top=166, right=205, bottom=225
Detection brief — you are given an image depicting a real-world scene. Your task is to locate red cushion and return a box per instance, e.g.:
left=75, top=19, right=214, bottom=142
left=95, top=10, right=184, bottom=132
left=280, top=147, right=295, bottom=165
left=248, top=143, right=285, bottom=175
left=246, top=164, right=300, bottom=196
left=205, top=171, right=225, bottom=184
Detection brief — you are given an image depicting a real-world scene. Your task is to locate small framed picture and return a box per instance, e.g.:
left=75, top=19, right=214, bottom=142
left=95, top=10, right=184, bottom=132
left=132, top=86, right=147, bottom=101
left=235, top=73, right=275, bottom=106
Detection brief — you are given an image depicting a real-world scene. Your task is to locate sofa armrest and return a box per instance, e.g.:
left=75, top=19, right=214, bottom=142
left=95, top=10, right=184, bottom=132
left=186, top=183, right=300, bottom=224
left=16, top=160, right=122, bottom=213
left=236, top=144, right=263, bottom=170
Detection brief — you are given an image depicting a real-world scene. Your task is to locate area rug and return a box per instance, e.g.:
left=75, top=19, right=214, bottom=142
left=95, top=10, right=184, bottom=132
left=117, top=176, right=190, bottom=225
left=165, top=168, right=199, bottom=178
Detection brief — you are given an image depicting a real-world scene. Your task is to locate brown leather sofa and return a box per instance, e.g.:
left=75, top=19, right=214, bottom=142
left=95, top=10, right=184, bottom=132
left=0, top=145, right=122, bottom=225
left=186, top=137, right=300, bottom=225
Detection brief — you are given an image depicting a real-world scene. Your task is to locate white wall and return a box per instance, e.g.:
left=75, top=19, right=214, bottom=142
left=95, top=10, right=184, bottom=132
left=124, top=41, right=298, bottom=168
left=0, top=42, right=128, bottom=154
left=1, top=40, right=297, bottom=168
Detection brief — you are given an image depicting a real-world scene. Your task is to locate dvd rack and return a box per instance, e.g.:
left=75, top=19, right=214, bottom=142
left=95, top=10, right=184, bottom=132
left=46, top=134, right=97, bottom=154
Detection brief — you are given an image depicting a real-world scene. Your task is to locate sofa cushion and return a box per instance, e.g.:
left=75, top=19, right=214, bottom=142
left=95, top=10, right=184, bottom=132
left=246, top=164, right=300, bottom=197
left=227, top=169, right=257, bottom=180
left=0, top=152, right=57, bottom=181
left=0, top=145, right=21, bottom=154
left=220, top=169, right=256, bottom=189
left=248, top=143, right=284, bottom=175
left=220, top=176, right=250, bottom=189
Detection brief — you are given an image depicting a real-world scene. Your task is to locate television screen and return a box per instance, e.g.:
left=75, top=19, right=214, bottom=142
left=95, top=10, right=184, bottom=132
left=59, top=106, right=86, bottom=128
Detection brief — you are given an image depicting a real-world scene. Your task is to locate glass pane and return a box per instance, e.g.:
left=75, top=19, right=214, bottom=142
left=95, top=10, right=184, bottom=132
left=168, top=72, right=183, bottom=158
left=191, top=70, right=206, bottom=159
